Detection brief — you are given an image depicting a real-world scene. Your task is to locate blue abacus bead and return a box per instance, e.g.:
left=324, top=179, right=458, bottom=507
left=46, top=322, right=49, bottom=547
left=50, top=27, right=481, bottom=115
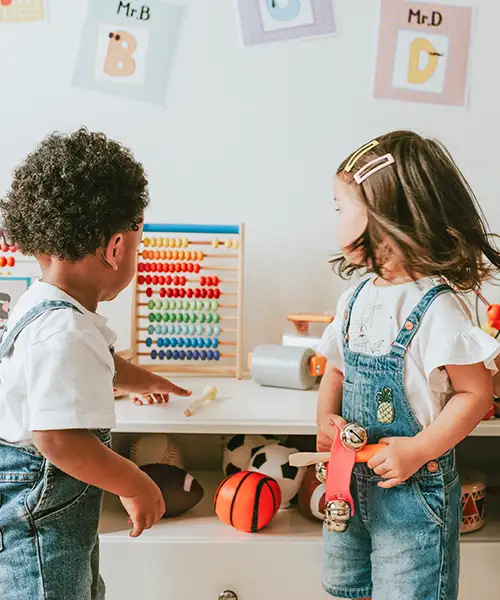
left=205, top=325, right=213, bottom=336
left=214, top=350, right=220, bottom=361
left=179, top=350, right=186, bottom=360
left=185, top=338, right=192, bottom=347
left=193, top=350, right=200, bottom=360
left=206, top=313, right=213, bottom=324
left=171, top=338, right=178, bottom=348
left=189, top=325, right=196, bottom=335
left=186, top=350, right=193, bottom=360
left=214, top=325, right=221, bottom=336
left=208, top=350, right=214, bottom=360
left=159, top=350, right=165, bottom=360
left=157, top=338, right=164, bottom=348
left=154, top=325, right=161, bottom=335
left=168, top=324, right=175, bottom=334
left=198, top=337, right=204, bottom=347
left=213, top=338, right=219, bottom=348
left=164, top=338, right=170, bottom=347
left=175, top=325, right=182, bottom=334
left=192, top=338, right=198, bottom=348
left=148, top=325, right=155, bottom=335
left=166, top=350, right=173, bottom=360
left=151, top=350, right=158, bottom=360
left=200, top=351, right=207, bottom=360
left=178, top=338, right=184, bottom=347
left=146, top=337, right=153, bottom=347
left=173, top=350, right=180, bottom=360
left=182, top=324, right=189, bottom=334
left=162, top=325, right=168, bottom=334
left=196, top=325, right=203, bottom=336
left=204, top=339, right=212, bottom=348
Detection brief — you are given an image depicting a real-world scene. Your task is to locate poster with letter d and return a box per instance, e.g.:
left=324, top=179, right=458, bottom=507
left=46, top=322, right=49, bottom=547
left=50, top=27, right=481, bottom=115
left=373, top=0, right=473, bottom=107
left=73, top=0, right=185, bottom=106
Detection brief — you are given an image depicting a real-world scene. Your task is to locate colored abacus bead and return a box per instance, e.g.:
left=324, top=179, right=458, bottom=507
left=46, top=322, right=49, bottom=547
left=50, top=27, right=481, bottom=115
left=204, top=339, right=211, bottom=348
left=182, top=238, right=189, bottom=248
left=180, top=276, right=187, bottom=286
left=199, top=313, right=206, bottom=323
left=181, top=263, right=187, bottom=272
left=200, top=276, right=206, bottom=286
left=158, top=338, right=164, bottom=348
left=189, top=325, right=196, bottom=335
left=213, top=313, right=220, bottom=323
left=173, top=289, right=180, bottom=298
left=160, top=251, right=166, bottom=260
left=159, top=351, right=165, bottom=360
left=148, top=325, right=155, bottom=334
left=175, top=300, right=182, bottom=310
left=214, top=350, right=220, bottom=361
left=148, top=300, right=154, bottom=310
left=178, top=251, right=185, bottom=260
left=190, top=313, right=197, bottom=323
left=185, top=338, right=192, bottom=347
left=183, top=300, right=190, bottom=310
left=206, top=277, right=213, bottom=286
left=193, top=351, right=200, bottom=360
left=175, top=264, right=182, bottom=273
left=200, top=351, right=207, bottom=360
left=187, top=288, right=194, bottom=298
left=208, top=350, right=214, bottom=360
left=206, top=313, right=213, bottom=323
left=138, top=263, right=145, bottom=272
left=225, top=239, right=232, bottom=249
left=159, top=276, right=165, bottom=285
left=214, top=289, right=221, bottom=299
left=156, top=300, right=163, bottom=310
left=179, top=351, right=186, bottom=360
left=212, top=239, right=219, bottom=249
left=146, top=338, right=153, bottom=347
left=213, top=339, right=219, bottom=348
left=159, top=288, right=166, bottom=298
left=168, top=264, right=175, bottom=273
left=200, top=289, right=208, bottom=299
left=179, top=289, right=186, bottom=298
left=173, top=350, right=180, bottom=360
left=151, top=263, right=158, bottom=272
left=138, top=276, right=145, bottom=285
left=151, top=350, right=157, bottom=359
left=194, top=264, right=201, bottom=274
left=182, top=313, right=189, bottom=323
left=211, top=300, right=219, bottom=311
left=214, top=325, right=221, bottom=336
left=144, top=263, right=151, bottom=272
left=187, top=350, right=193, bottom=360
left=194, top=289, right=201, bottom=298
left=156, top=313, right=163, bottom=323
left=148, top=313, right=155, bottom=322
left=174, top=276, right=179, bottom=286
left=205, top=325, right=213, bottom=336
left=178, top=338, right=185, bottom=347
left=171, top=338, right=178, bottom=348
left=196, top=325, right=203, bottom=335
left=175, top=325, right=182, bottom=335
left=163, top=313, right=170, bottom=323
left=187, top=263, right=194, bottom=273
left=166, top=350, right=173, bottom=360
left=207, top=289, right=214, bottom=299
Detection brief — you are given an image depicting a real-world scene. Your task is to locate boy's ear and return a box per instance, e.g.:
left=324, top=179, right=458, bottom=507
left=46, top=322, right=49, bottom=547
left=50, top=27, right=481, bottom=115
left=102, top=234, right=123, bottom=270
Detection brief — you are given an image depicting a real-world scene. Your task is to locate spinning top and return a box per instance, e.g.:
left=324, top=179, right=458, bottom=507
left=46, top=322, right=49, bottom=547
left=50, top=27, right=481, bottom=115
left=340, top=423, right=367, bottom=451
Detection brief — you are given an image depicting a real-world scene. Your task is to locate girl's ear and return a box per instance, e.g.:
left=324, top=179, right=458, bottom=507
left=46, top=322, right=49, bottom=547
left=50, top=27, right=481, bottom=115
left=102, top=234, right=123, bottom=270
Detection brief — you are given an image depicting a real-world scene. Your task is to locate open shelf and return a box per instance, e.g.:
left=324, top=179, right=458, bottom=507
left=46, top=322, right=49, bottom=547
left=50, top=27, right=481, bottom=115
left=100, top=470, right=500, bottom=546
left=113, top=376, right=500, bottom=436
left=99, top=470, right=321, bottom=543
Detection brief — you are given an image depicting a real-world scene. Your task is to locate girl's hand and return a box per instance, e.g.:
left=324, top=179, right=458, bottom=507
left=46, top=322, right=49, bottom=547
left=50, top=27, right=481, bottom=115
left=316, top=413, right=347, bottom=452
left=367, top=436, right=428, bottom=489
left=132, top=374, right=192, bottom=405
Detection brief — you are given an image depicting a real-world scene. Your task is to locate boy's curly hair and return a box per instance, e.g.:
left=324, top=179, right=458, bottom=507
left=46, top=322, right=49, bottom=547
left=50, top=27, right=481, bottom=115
left=0, top=127, right=149, bottom=261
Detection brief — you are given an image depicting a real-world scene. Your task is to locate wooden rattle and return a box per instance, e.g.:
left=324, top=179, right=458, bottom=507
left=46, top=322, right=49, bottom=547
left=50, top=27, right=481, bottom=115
left=184, top=385, right=217, bottom=417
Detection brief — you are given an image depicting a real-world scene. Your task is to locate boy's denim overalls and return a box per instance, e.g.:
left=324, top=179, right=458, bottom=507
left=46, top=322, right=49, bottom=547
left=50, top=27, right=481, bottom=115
left=0, top=301, right=111, bottom=600
left=323, top=280, right=462, bottom=600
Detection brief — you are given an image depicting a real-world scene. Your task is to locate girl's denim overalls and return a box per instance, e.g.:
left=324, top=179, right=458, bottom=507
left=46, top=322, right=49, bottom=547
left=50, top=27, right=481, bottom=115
left=323, top=280, right=462, bottom=600
left=0, top=301, right=111, bottom=600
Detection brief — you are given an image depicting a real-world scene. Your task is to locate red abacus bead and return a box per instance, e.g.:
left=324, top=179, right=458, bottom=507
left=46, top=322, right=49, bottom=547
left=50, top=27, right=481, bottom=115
left=181, top=263, right=187, bottom=272
left=1, top=244, right=8, bottom=253
left=167, top=289, right=174, bottom=298
left=213, top=276, right=219, bottom=286
left=168, top=264, right=175, bottom=273
left=6, top=257, right=14, bottom=267
left=187, top=263, right=194, bottom=273
left=138, top=276, right=145, bottom=285
left=144, top=276, right=151, bottom=284
left=175, top=263, right=182, bottom=273
left=179, top=289, right=186, bottom=298
left=180, top=276, right=186, bottom=286
left=194, top=289, right=201, bottom=298
left=200, top=276, right=206, bottom=286
left=200, top=289, right=207, bottom=298
left=207, top=289, right=214, bottom=299
left=174, top=276, right=180, bottom=286
left=151, top=263, right=158, bottom=272
left=146, top=288, right=153, bottom=297
left=214, top=289, right=221, bottom=299
left=187, top=289, right=193, bottom=298
left=160, top=263, right=167, bottom=272
left=173, top=289, right=180, bottom=298
left=166, top=276, right=172, bottom=285
left=144, top=263, right=151, bottom=272
left=160, top=288, right=166, bottom=298
left=0, top=257, right=6, bottom=268
left=158, top=276, right=165, bottom=285
left=152, top=276, right=159, bottom=285
left=138, top=263, right=145, bottom=272
left=194, top=264, right=201, bottom=274
left=206, top=277, right=213, bottom=286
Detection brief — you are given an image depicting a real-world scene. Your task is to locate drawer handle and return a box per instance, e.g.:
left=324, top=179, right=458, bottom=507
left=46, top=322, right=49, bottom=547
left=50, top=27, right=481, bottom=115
left=219, top=591, right=237, bottom=600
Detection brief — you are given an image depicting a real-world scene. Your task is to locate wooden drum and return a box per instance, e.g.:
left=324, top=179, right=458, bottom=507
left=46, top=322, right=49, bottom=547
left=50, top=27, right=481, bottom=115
left=461, top=480, right=486, bottom=533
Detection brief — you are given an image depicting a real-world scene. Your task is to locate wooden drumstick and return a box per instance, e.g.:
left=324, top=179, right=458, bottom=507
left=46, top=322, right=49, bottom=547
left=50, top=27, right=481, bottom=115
left=184, top=385, right=217, bottom=417
left=289, top=443, right=387, bottom=467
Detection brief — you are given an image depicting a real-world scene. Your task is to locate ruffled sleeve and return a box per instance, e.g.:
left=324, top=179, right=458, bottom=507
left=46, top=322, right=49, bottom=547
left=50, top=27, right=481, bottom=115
left=317, top=288, right=352, bottom=374
left=418, top=293, right=500, bottom=393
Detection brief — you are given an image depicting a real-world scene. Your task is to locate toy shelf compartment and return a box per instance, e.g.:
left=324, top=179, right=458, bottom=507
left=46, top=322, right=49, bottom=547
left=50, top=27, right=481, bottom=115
left=112, top=376, right=500, bottom=436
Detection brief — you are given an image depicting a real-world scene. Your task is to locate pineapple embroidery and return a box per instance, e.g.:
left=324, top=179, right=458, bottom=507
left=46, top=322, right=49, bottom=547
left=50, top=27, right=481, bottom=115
left=376, top=387, right=395, bottom=424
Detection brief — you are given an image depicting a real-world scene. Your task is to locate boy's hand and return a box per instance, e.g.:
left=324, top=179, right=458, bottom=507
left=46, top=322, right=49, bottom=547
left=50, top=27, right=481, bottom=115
left=316, top=413, right=347, bottom=452
left=120, top=470, right=166, bottom=537
left=132, top=374, right=192, bottom=405
left=367, top=436, right=428, bottom=489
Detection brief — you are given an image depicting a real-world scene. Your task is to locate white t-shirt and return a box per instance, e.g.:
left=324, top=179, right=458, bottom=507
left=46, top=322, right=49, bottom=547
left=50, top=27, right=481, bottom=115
left=317, top=276, right=500, bottom=428
left=0, top=280, right=117, bottom=445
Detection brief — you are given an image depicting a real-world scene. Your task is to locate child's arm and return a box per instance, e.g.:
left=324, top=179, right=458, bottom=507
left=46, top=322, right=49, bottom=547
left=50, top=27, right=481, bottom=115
left=369, top=362, right=492, bottom=488
left=33, top=429, right=164, bottom=538
left=114, top=354, right=192, bottom=404
left=316, top=362, right=347, bottom=451
left=493, top=356, right=500, bottom=396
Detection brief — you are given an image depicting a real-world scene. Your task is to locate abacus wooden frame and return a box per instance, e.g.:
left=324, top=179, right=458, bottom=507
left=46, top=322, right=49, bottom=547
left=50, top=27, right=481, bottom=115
left=131, top=223, right=244, bottom=379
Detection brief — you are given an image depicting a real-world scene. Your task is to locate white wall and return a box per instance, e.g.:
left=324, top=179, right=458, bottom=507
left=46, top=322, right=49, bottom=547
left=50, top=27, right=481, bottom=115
left=0, top=0, right=498, bottom=355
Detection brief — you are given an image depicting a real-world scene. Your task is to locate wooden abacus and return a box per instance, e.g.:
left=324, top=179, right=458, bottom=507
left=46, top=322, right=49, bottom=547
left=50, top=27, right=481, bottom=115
left=132, top=223, right=244, bottom=378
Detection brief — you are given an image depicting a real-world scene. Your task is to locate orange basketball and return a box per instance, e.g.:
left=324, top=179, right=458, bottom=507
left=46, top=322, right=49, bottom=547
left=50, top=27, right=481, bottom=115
left=214, top=471, right=281, bottom=533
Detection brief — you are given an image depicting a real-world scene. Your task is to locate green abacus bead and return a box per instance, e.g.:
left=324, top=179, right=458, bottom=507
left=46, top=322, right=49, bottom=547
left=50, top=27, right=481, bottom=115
left=170, top=312, right=177, bottom=323
left=211, top=300, right=218, bottom=311
left=155, top=300, right=162, bottom=310
left=182, top=312, right=190, bottom=323
left=198, top=312, right=206, bottom=323
left=148, top=325, right=155, bottom=334
left=176, top=300, right=183, bottom=310
left=190, top=312, right=197, bottom=323
left=183, top=300, right=190, bottom=310
left=148, top=300, right=155, bottom=310
left=163, top=313, right=170, bottom=322
left=204, top=301, right=210, bottom=311
left=149, top=313, right=155, bottom=322
left=196, top=300, right=203, bottom=311
left=213, top=313, right=220, bottom=323
left=155, top=313, right=162, bottom=323
left=169, top=300, right=176, bottom=310
left=163, top=300, right=170, bottom=310
left=206, top=313, right=213, bottom=323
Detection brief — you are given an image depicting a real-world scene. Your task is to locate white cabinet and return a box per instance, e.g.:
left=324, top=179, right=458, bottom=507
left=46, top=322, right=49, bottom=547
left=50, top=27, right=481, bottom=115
left=99, top=378, right=500, bottom=599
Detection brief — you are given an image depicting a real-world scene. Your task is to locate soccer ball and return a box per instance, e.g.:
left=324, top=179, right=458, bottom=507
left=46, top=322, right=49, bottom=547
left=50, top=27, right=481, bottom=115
left=249, top=442, right=305, bottom=508
left=222, top=434, right=279, bottom=476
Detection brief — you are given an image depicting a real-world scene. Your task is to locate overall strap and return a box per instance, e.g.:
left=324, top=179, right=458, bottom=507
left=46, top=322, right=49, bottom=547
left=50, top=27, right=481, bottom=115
left=390, top=283, right=453, bottom=358
left=0, top=300, right=83, bottom=361
left=342, top=278, right=371, bottom=342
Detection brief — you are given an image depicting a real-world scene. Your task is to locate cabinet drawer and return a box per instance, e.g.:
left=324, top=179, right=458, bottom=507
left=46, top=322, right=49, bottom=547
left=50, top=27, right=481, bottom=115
left=100, top=540, right=328, bottom=600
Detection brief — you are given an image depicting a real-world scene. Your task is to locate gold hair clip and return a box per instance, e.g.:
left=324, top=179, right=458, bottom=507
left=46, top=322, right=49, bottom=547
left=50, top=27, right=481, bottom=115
left=353, top=154, right=395, bottom=184
left=344, top=140, right=379, bottom=173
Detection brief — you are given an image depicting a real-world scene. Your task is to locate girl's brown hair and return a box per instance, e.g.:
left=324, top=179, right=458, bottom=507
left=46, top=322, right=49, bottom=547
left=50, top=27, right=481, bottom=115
left=332, top=130, right=500, bottom=291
